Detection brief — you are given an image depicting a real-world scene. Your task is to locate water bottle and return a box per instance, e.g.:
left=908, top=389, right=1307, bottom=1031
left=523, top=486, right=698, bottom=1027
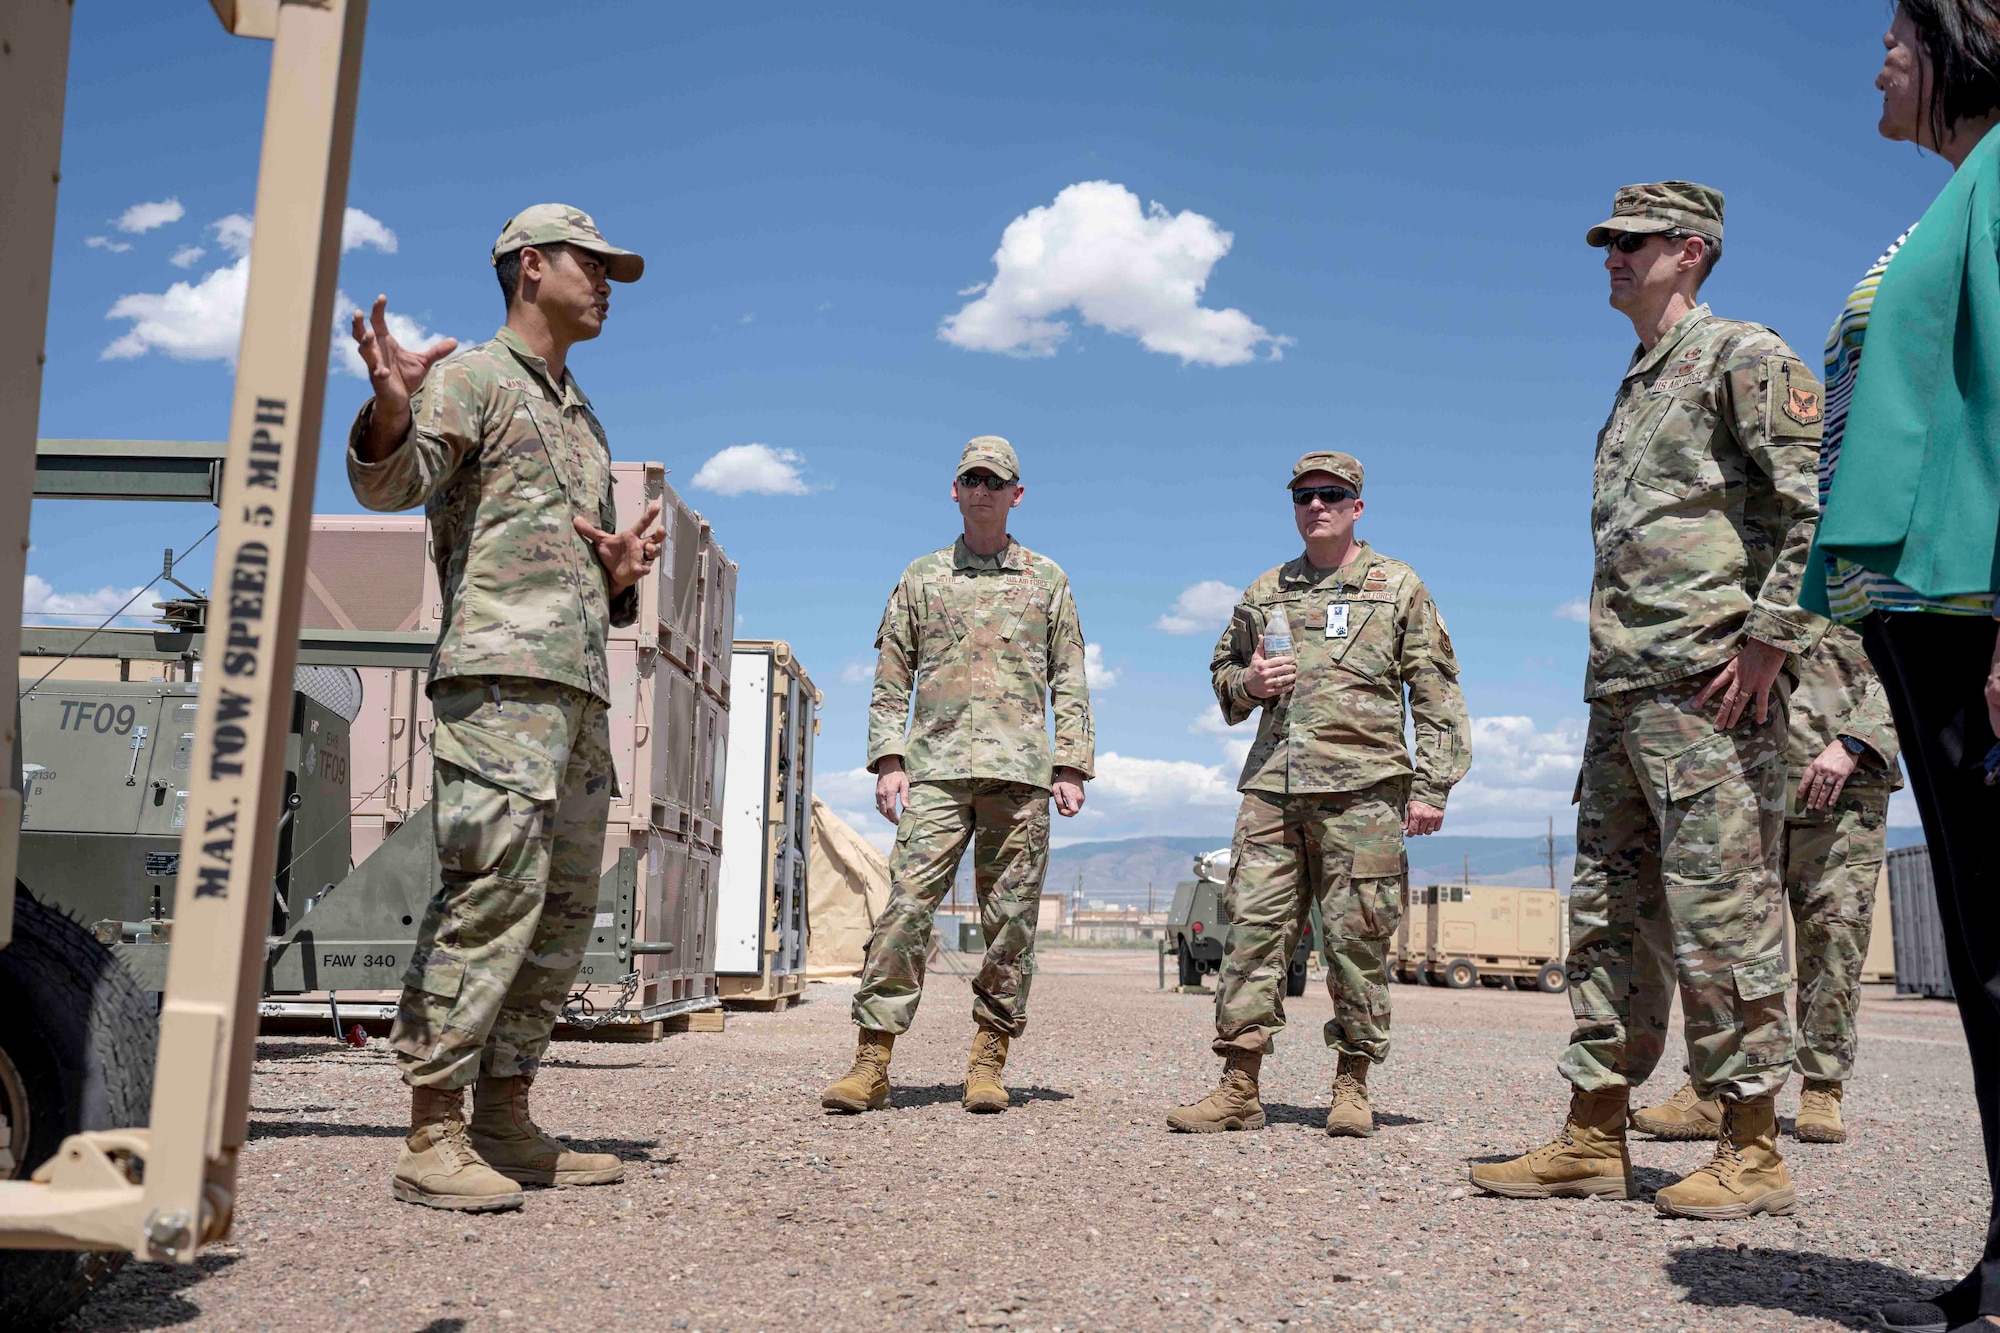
left=1261, top=605, right=1292, bottom=659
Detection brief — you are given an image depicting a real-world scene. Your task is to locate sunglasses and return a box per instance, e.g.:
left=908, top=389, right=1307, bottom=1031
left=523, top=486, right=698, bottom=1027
left=958, top=472, right=1015, bottom=490
left=1603, top=229, right=1690, bottom=254
left=1291, top=484, right=1358, bottom=507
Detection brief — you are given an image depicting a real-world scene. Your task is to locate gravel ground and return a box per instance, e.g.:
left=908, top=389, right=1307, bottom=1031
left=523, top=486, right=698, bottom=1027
left=67, top=948, right=1985, bottom=1332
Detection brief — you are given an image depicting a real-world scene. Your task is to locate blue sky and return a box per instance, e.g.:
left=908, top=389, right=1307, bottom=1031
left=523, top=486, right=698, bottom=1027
left=31, top=1, right=1931, bottom=841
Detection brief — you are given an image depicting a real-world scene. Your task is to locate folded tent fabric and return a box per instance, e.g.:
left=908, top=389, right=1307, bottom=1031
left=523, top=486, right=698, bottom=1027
left=805, top=796, right=893, bottom=979
left=1806, top=126, right=2000, bottom=612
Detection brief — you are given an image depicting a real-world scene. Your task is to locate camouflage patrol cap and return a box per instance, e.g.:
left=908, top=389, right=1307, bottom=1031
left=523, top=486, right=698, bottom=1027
left=1289, top=450, right=1363, bottom=492
left=1586, top=181, right=1724, bottom=247
left=491, top=204, right=644, bottom=282
left=958, top=435, right=1020, bottom=481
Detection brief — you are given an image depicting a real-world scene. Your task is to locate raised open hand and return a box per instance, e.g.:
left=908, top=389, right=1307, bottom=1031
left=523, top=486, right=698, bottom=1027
left=574, top=499, right=664, bottom=594
left=351, top=294, right=457, bottom=460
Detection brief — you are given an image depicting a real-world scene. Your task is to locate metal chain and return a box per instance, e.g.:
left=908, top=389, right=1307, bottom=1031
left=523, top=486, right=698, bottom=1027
left=560, top=969, right=641, bottom=1031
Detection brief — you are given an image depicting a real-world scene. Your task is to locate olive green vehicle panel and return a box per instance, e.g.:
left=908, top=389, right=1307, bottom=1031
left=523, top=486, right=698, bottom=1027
left=1164, top=874, right=1317, bottom=975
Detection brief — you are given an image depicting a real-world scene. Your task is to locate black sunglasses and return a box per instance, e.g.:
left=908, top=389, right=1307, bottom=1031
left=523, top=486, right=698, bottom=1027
left=958, top=472, right=1015, bottom=490
left=1603, top=229, right=1690, bottom=254
left=1291, top=484, right=1357, bottom=507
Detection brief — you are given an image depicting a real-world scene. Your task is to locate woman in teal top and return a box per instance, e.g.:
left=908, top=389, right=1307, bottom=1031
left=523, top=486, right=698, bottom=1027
left=1823, top=8, right=2000, bottom=1332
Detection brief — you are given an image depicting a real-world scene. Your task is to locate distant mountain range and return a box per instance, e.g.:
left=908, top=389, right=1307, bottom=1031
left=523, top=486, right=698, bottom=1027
left=945, top=826, right=1929, bottom=909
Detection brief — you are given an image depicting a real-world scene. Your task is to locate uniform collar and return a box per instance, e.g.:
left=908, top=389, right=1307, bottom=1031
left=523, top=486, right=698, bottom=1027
left=494, top=325, right=589, bottom=407
left=953, top=536, right=1026, bottom=571
left=1623, top=303, right=1711, bottom=382
left=1282, top=540, right=1375, bottom=589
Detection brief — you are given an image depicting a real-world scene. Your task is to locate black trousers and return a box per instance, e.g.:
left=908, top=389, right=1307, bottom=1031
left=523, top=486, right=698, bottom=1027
left=1862, top=611, right=2000, bottom=1315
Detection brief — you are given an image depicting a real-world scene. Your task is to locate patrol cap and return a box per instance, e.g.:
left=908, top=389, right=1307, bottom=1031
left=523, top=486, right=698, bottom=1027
left=1289, top=450, right=1363, bottom=492
left=491, top=204, right=644, bottom=282
left=958, top=435, right=1020, bottom=481
left=1585, top=181, right=1725, bottom=247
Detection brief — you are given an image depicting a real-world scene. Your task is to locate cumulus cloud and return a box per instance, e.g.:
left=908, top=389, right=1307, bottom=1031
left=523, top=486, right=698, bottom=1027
left=22, top=574, right=150, bottom=625
left=1089, top=752, right=1239, bottom=810
left=1155, top=579, right=1241, bottom=635
left=116, top=198, right=185, bottom=234
left=1444, top=715, right=1588, bottom=835
left=692, top=444, right=811, bottom=497
left=840, top=659, right=874, bottom=686
left=101, top=207, right=448, bottom=374
left=939, top=180, right=1290, bottom=366
left=1084, top=643, right=1118, bottom=689
left=85, top=236, right=132, bottom=253
left=1553, top=597, right=1590, bottom=623
left=341, top=207, right=397, bottom=254
left=817, top=766, right=894, bottom=853
left=1191, top=707, right=1254, bottom=769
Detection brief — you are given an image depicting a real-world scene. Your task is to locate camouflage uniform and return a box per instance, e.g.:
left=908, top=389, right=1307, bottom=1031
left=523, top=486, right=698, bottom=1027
left=349, top=316, right=636, bottom=1090
left=853, top=535, right=1094, bottom=1037
left=1782, top=624, right=1900, bottom=1083
left=1210, top=539, right=1470, bottom=1062
left=1564, top=300, right=1825, bottom=1104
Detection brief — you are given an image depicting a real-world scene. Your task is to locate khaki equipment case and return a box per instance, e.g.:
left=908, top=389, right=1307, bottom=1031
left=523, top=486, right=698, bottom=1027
left=1419, top=884, right=1568, bottom=993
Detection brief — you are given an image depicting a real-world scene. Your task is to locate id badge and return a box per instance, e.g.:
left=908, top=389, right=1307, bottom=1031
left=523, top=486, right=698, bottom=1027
left=1328, top=602, right=1349, bottom=639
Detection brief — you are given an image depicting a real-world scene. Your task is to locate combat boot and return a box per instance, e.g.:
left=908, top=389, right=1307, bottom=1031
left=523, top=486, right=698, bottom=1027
left=470, top=1075, right=625, bottom=1187
left=1793, top=1079, right=1847, bottom=1144
left=1655, top=1094, right=1796, bottom=1220
left=964, top=1026, right=1011, bottom=1113
left=821, top=1028, right=894, bottom=1113
left=1324, top=1053, right=1373, bottom=1138
left=1166, top=1051, right=1265, bottom=1133
left=392, top=1085, right=525, bottom=1212
left=1468, top=1085, right=1635, bottom=1199
left=1632, top=1081, right=1723, bottom=1140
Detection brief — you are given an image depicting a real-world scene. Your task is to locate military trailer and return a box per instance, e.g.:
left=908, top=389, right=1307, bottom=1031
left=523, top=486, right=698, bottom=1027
left=1164, top=849, right=1314, bottom=995
left=1418, top=884, right=1566, bottom=992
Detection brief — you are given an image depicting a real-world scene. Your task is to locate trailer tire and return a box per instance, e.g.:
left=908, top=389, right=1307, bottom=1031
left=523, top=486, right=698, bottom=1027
left=1423, top=967, right=1447, bottom=988
left=1284, top=958, right=1308, bottom=998
left=0, top=890, right=158, bottom=1333
left=1444, top=958, right=1477, bottom=989
left=1537, top=963, right=1568, bottom=994
left=1176, top=946, right=1202, bottom=989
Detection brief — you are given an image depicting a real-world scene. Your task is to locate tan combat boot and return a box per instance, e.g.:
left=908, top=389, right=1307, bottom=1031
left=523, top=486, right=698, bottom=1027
left=821, top=1028, right=894, bottom=1113
left=1632, top=1081, right=1723, bottom=1140
left=1166, top=1051, right=1266, bottom=1133
left=1655, top=1094, right=1795, bottom=1219
left=1793, top=1079, right=1847, bottom=1144
left=392, top=1085, right=525, bottom=1212
left=1468, top=1086, right=1635, bottom=1199
left=1324, top=1053, right=1373, bottom=1138
left=964, top=1026, right=1011, bottom=1113
left=470, top=1075, right=624, bottom=1187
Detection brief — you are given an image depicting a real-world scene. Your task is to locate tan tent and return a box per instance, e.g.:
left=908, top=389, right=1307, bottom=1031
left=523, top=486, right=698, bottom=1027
left=807, top=797, right=893, bottom=979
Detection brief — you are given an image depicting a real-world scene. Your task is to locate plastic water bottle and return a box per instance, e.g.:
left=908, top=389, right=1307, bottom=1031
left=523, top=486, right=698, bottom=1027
left=1262, top=606, right=1292, bottom=659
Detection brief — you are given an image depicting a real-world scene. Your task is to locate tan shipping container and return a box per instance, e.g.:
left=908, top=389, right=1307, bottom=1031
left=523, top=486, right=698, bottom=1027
left=1421, top=884, right=1567, bottom=992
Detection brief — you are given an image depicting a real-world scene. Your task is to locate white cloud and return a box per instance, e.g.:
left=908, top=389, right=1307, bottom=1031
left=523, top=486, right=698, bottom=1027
left=816, top=766, right=895, bottom=853
left=1191, top=707, right=1254, bottom=769
left=332, top=287, right=451, bottom=380
left=341, top=207, right=397, bottom=254
left=22, top=574, right=149, bottom=625
left=692, top=444, right=811, bottom=497
left=1089, top=752, right=1238, bottom=810
left=1084, top=643, right=1118, bottom=689
left=168, top=245, right=206, bottom=269
left=85, top=236, right=132, bottom=253
left=116, top=198, right=184, bottom=234
left=1155, top=579, right=1241, bottom=635
left=939, top=180, right=1290, bottom=367
left=1553, top=597, right=1590, bottom=623
left=1443, top=715, right=1587, bottom=835
left=103, top=254, right=249, bottom=363
left=212, top=213, right=253, bottom=257
left=840, top=659, right=874, bottom=686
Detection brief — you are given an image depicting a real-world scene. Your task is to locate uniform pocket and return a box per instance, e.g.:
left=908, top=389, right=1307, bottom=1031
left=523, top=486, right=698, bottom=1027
left=437, top=783, right=547, bottom=879
left=1664, top=731, right=1749, bottom=803
left=1352, top=833, right=1407, bottom=879
left=404, top=951, right=465, bottom=1001
left=1731, top=950, right=1791, bottom=1003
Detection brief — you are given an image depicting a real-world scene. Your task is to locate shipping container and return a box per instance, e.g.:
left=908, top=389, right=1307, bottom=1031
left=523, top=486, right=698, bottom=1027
left=716, top=641, right=820, bottom=1007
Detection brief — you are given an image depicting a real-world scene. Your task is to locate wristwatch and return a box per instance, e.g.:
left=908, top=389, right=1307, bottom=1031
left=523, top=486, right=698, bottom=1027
left=1838, top=735, right=1868, bottom=757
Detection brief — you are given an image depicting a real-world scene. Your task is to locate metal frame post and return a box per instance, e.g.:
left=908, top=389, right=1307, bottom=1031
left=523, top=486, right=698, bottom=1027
left=0, top=0, right=368, bottom=1260
left=0, top=0, right=77, bottom=950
